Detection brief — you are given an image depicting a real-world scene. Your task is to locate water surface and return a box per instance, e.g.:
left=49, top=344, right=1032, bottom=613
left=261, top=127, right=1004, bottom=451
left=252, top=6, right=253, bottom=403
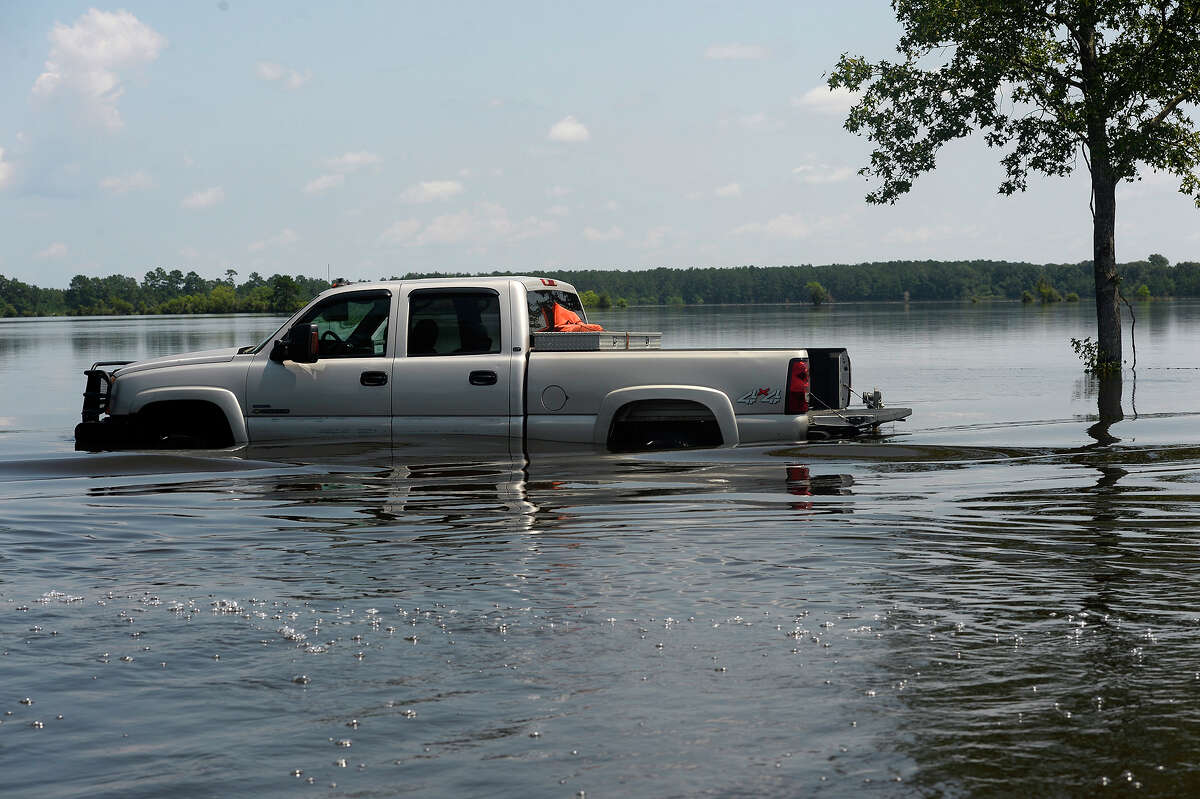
left=2, top=302, right=1199, bottom=797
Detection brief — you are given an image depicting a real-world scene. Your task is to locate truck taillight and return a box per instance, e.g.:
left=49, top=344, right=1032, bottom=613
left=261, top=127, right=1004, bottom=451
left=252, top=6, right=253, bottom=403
left=786, top=358, right=810, bottom=414
left=310, top=325, right=320, bottom=355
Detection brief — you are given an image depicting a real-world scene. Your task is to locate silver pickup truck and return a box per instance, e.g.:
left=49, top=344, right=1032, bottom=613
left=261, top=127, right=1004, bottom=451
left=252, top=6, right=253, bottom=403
left=74, top=276, right=909, bottom=451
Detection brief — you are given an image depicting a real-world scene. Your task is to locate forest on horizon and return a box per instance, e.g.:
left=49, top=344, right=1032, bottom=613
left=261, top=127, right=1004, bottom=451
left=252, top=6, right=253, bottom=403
left=1, top=256, right=1196, bottom=318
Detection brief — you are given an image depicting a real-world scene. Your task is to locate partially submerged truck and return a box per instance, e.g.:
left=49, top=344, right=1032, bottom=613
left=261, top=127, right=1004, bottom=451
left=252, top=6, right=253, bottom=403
left=74, top=276, right=910, bottom=452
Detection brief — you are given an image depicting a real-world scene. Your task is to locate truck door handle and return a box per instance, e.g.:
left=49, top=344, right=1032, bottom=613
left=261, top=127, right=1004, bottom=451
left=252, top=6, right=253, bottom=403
left=360, top=370, right=388, bottom=386
left=469, top=370, right=497, bottom=386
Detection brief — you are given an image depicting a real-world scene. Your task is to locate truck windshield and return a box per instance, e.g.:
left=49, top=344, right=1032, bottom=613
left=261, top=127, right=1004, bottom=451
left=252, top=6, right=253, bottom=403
left=527, top=289, right=587, bottom=331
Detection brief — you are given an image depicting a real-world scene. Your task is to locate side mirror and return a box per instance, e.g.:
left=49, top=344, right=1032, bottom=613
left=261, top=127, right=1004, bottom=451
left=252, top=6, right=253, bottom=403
left=270, top=323, right=320, bottom=363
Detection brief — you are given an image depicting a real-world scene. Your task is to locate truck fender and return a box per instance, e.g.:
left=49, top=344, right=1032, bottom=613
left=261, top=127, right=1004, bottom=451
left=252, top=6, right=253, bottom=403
left=593, top=385, right=739, bottom=447
left=128, top=386, right=249, bottom=445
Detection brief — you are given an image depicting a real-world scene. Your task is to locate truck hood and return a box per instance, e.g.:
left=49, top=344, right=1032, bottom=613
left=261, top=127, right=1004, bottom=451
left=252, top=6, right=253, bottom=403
left=113, top=347, right=242, bottom=376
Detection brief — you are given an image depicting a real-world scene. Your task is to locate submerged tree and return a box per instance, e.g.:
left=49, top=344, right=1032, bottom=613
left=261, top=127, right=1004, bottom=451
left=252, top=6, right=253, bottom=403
left=806, top=280, right=832, bottom=305
left=830, top=1, right=1200, bottom=369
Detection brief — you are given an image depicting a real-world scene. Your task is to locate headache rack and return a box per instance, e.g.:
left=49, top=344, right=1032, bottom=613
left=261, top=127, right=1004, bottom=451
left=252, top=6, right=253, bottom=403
left=80, top=361, right=132, bottom=422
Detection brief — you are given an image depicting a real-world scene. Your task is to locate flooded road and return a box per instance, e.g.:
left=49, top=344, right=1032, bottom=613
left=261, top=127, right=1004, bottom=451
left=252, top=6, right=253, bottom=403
left=2, top=302, right=1199, bottom=796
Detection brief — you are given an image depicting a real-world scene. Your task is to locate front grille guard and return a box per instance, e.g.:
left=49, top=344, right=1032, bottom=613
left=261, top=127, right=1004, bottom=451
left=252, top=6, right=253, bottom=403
left=81, top=361, right=132, bottom=423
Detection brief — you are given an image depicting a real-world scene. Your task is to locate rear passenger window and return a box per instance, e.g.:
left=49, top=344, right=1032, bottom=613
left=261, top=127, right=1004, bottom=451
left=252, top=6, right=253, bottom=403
left=407, top=290, right=501, bottom=356
left=527, top=289, right=586, bottom=332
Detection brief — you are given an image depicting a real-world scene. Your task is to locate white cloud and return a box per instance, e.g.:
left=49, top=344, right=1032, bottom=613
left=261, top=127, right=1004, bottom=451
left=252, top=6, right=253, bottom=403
left=793, top=163, right=856, bottom=184
left=884, top=224, right=979, bottom=244
left=714, top=182, right=742, bottom=198
left=421, top=203, right=556, bottom=245
left=547, top=185, right=572, bottom=198
left=401, top=180, right=464, bottom=204
left=457, top=167, right=474, bottom=178
left=791, top=86, right=860, bottom=115
left=705, top=43, right=769, bottom=60
left=0, top=147, right=12, bottom=190
left=303, top=173, right=344, bottom=195
left=547, top=115, right=590, bottom=143
left=737, top=112, right=782, bottom=132
left=99, top=169, right=153, bottom=195
left=248, top=227, right=298, bottom=252
left=31, top=9, right=167, bottom=130
left=603, top=200, right=621, bottom=212
left=36, top=242, right=68, bottom=259
left=179, top=246, right=200, bottom=259
left=508, top=216, right=559, bottom=242
left=583, top=225, right=624, bottom=242
left=256, top=61, right=310, bottom=90
left=418, top=210, right=477, bottom=244
left=642, top=226, right=671, bottom=249
left=378, top=219, right=422, bottom=245
left=182, top=186, right=224, bottom=209
left=325, top=151, right=381, bottom=172
left=383, top=203, right=557, bottom=247
left=732, top=212, right=849, bottom=240
left=546, top=204, right=570, bottom=217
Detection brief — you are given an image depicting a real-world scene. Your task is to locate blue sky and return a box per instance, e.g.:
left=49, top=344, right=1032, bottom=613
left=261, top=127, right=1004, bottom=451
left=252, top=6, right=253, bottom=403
left=1, top=2, right=1198, bottom=288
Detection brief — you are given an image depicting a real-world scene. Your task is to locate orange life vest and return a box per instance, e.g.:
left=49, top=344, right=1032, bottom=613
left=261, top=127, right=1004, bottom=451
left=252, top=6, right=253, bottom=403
left=545, top=303, right=604, bottom=332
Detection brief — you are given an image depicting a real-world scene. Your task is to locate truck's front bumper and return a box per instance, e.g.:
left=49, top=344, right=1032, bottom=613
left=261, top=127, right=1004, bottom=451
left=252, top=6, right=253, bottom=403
left=76, top=361, right=134, bottom=451
left=75, top=418, right=136, bottom=451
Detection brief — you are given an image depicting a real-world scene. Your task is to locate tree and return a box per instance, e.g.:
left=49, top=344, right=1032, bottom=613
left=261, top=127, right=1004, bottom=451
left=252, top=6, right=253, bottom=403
left=181, top=270, right=207, bottom=295
left=269, top=275, right=301, bottom=313
left=806, top=280, right=832, bottom=306
left=830, top=1, right=1200, bottom=369
left=1035, top=276, right=1064, bottom=303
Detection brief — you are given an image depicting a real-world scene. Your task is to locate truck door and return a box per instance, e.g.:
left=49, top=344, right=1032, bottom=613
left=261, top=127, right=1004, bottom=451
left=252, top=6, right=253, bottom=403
left=245, top=289, right=394, bottom=441
left=391, top=286, right=513, bottom=440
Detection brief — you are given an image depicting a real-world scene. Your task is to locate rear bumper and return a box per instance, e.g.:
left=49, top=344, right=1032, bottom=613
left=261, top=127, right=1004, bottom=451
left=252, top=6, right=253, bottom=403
left=807, top=406, right=911, bottom=438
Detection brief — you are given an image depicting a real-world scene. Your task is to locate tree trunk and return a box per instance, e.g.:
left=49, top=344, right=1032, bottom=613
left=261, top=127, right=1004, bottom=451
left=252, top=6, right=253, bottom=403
left=1091, top=172, right=1122, bottom=367
left=1077, top=12, right=1121, bottom=370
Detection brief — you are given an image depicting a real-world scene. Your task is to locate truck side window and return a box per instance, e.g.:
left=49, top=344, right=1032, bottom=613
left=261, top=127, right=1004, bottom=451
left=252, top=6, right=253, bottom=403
left=298, top=291, right=390, bottom=358
left=527, top=289, right=587, bottom=331
left=407, top=290, right=501, bottom=357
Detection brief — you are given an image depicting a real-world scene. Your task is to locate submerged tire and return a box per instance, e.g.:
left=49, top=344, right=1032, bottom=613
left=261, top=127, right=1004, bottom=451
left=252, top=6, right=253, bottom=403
left=135, top=401, right=234, bottom=449
left=607, top=399, right=723, bottom=452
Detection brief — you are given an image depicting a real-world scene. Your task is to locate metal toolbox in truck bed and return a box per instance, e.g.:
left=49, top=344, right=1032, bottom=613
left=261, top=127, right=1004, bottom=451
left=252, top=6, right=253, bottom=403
left=531, top=331, right=663, bottom=351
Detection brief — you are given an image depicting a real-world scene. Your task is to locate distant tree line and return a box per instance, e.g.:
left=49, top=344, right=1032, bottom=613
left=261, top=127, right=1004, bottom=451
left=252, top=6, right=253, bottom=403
left=408, top=253, right=1197, bottom=306
left=0, top=256, right=1196, bottom=317
left=0, top=268, right=329, bottom=317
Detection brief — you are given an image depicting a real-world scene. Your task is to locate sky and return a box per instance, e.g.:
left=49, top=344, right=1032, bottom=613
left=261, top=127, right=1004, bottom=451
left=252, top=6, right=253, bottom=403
left=1, top=1, right=1199, bottom=288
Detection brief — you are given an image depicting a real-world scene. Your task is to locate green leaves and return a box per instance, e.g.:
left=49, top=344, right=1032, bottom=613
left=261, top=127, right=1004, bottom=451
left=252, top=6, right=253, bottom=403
left=829, top=0, right=1200, bottom=203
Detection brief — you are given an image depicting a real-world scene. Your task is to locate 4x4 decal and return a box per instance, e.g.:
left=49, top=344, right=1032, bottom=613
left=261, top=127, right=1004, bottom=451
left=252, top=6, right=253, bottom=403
left=736, top=387, right=780, bottom=406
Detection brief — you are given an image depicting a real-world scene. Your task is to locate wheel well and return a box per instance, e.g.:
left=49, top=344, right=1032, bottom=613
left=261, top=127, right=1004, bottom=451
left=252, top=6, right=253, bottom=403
left=606, top=399, right=724, bottom=452
left=136, top=400, right=234, bottom=448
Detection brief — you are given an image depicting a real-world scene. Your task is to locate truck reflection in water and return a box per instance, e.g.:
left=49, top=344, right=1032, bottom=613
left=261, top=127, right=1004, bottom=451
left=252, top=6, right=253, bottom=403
left=785, top=463, right=855, bottom=510
left=62, top=436, right=857, bottom=540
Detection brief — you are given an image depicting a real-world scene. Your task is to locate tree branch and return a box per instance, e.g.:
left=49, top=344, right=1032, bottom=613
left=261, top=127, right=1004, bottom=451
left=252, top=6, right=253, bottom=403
left=1112, top=3, right=1200, bottom=108
left=1015, top=52, right=1084, bottom=90
left=1142, top=86, right=1194, bottom=131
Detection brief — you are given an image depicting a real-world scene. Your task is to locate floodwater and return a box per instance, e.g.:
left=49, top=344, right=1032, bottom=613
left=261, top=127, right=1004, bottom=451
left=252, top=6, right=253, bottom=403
left=1, top=300, right=1199, bottom=797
